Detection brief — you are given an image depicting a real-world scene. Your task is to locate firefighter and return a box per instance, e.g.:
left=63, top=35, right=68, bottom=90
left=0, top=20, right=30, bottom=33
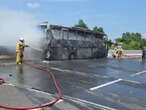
left=142, top=46, right=146, bottom=59
left=112, top=46, right=118, bottom=58
left=16, top=38, right=29, bottom=64
left=116, top=45, right=123, bottom=59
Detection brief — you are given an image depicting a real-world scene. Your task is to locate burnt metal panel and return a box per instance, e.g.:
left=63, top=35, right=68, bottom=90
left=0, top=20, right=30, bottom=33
left=40, top=24, right=108, bottom=60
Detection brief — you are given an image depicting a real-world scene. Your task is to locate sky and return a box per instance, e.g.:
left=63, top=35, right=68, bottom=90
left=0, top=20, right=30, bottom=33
left=0, top=0, right=146, bottom=40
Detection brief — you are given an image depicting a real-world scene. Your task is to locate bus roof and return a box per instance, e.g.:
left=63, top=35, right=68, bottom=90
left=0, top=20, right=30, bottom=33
left=49, top=24, right=105, bottom=36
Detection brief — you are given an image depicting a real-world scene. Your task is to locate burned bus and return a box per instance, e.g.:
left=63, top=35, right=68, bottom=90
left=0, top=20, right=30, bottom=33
left=40, top=23, right=108, bottom=60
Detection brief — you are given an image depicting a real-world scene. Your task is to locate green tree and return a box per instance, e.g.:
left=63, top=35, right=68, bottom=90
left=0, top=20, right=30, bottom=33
left=140, top=38, right=146, bottom=48
left=93, top=26, right=98, bottom=32
left=93, top=26, right=104, bottom=33
left=74, top=19, right=89, bottom=29
left=115, top=32, right=144, bottom=50
left=98, top=27, right=104, bottom=33
left=107, top=39, right=113, bottom=48
left=115, top=38, right=123, bottom=43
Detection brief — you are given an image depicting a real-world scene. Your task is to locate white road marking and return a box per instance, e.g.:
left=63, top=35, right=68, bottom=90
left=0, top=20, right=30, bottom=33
left=55, top=99, right=63, bottom=104
left=34, top=108, right=43, bottom=110
left=50, top=67, right=89, bottom=76
left=44, top=61, right=146, bottom=78
left=4, top=83, right=15, bottom=86
left=50, top=67, right=110, bottom=79
left=5, top=83, right=116, bottom=109
left=0, top=62, right=16, bottom=66
left=90, top=79, right=123, bottom=91
left=63, top=95, right=117, bottom=110
left=42, top=99, right=64, bottom=105
left=51, top=67, right=68, bottom=72
left=42, top=61, right=49, bottom=63
left=51, top=67, right=83, bottom=74
left=123, top=79, right=141, bottom=84
left=131, top=70, right=146, bottom=77
left=4, top=83, right=64, bottom=105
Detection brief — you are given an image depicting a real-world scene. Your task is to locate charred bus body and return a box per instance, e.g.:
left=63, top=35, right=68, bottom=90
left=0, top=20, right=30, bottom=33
left=40, top=23, right=108, bottom=60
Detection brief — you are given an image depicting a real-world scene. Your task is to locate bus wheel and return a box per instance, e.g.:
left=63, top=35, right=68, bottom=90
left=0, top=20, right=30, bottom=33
left=68, top=53, right=74, bottom=60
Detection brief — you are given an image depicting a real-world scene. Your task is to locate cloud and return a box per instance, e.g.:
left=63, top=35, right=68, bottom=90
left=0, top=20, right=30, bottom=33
left=27, top=2, right=40, bottom=9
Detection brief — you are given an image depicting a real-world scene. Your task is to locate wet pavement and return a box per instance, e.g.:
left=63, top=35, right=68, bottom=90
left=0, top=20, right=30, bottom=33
left=0, top=84, right=102, bottom=110
left=0, top=57, right=146, bottom=110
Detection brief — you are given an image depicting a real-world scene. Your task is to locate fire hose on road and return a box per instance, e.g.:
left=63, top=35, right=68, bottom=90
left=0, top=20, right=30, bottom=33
left=0, top=53, right=62, bottom=110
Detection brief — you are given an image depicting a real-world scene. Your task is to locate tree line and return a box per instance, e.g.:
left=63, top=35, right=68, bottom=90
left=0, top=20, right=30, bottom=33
left=115, top=32, right=146, bottom=50
left=73, top=19, right=105, bottom=34
left=73, top=19, right=110, bottom=45
left=74, top=19, right=146, bottom=50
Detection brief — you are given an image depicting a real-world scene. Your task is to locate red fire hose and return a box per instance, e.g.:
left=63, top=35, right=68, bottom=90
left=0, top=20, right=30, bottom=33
left=0, top=54, right=62, bottom=110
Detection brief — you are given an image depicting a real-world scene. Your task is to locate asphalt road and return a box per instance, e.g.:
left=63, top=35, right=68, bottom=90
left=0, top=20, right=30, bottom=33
left=0, top=57, right=146, bottom=110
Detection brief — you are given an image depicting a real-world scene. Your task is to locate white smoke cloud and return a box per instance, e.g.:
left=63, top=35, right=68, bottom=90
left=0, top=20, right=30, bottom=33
left=0, top=9, right=42, bottom=49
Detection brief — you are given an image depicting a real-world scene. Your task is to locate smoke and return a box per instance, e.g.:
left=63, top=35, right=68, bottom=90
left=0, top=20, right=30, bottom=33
left=0, top=9, right=42, bottom=50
